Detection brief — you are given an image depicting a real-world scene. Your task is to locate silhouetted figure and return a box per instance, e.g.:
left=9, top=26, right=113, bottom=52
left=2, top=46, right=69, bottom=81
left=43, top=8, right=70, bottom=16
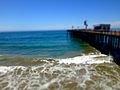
left=84, top=20, right=88, bottom=29
left=72, top=26, right=74, bottom=29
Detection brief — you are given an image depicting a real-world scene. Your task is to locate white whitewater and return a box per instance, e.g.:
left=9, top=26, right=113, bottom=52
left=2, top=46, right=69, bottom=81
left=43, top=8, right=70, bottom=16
left=0, top=54, right=119, bottom=90
left=58, top=54, right=112, bottom=64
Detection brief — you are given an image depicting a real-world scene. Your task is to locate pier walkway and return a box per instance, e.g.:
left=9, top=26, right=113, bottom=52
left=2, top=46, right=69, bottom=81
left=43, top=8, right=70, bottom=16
left=68, top=29, right=120, bottom=65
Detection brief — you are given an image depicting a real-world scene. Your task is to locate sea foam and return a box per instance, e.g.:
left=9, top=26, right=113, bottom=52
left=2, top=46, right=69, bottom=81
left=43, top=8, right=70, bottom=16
left=58, top=54, right=112, bottom=64
left=0, top=54, right=118, bottom=90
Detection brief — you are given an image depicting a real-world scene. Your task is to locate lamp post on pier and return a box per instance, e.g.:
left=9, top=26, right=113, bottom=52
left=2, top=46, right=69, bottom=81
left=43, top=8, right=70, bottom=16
left=84, top=20, right=88, bottom=30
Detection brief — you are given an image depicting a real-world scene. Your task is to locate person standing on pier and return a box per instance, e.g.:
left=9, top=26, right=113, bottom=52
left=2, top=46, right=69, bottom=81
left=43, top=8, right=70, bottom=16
left=84, top=20, right=88, bottom=30
left=72, top=26, right=74, bottom=30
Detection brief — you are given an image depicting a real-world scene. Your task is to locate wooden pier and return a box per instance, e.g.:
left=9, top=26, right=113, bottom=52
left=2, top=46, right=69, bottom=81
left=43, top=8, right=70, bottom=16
left=68, top=29, right=120, bottom=65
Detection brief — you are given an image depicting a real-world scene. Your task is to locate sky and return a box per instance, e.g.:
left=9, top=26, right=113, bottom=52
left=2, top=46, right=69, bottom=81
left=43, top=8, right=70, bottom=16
left=0, top=0, right=120, bottom=31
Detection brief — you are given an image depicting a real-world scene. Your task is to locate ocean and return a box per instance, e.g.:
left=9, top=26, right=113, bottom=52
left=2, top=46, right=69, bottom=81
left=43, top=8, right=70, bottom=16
left=0, top=30, right=120, bottom=90
left=0, top=30, right=92, bottom=58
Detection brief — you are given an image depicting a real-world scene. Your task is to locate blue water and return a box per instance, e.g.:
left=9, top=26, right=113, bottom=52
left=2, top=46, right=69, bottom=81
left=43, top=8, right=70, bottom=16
left=0, top=30, right=95, bottom=58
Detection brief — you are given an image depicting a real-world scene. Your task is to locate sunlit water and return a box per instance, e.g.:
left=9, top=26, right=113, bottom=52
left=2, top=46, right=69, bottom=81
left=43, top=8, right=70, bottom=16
left=0, top=30, right=120, bottom=90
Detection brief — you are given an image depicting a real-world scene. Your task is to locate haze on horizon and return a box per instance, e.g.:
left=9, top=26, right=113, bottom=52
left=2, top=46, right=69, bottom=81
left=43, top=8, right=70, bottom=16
left=0, top=0, right=120, bottom=31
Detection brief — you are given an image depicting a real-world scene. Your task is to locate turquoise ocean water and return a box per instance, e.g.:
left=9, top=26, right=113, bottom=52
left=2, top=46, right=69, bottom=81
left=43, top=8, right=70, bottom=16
left=0, top=30, right=94, bottom=58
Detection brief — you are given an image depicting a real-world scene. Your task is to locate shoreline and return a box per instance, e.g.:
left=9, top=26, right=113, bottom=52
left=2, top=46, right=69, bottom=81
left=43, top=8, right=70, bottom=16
left=0, top=53, right=113, bottom=66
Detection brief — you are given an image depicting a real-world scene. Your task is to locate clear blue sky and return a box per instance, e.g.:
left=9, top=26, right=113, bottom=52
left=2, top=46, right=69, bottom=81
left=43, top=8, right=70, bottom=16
left=0, top=0, right=120, bottom=31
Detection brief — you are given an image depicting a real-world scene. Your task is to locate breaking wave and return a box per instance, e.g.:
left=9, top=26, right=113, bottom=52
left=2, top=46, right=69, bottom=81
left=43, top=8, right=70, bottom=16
left=0, top=54, right=120, bottom=90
